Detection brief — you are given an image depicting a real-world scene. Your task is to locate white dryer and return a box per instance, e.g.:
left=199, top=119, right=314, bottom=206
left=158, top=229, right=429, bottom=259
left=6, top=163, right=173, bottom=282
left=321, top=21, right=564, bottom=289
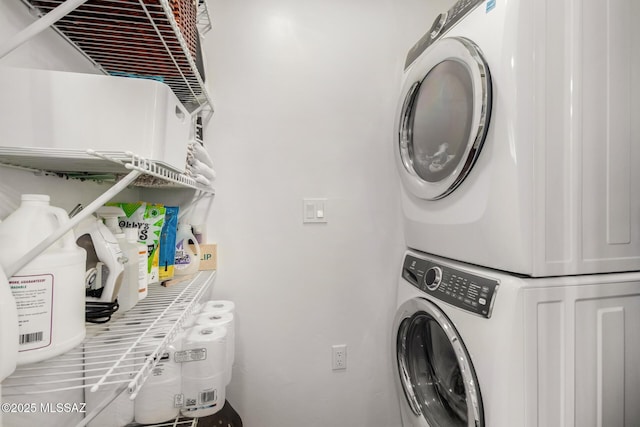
left=395, top=0, right=640, bottom=276
left=393, top=249, right=640, bottom=427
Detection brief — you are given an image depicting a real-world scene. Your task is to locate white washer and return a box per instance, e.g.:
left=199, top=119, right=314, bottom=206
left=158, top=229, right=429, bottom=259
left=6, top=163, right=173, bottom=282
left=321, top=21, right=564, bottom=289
left=393, top=249, right=640, bottom=427
left=395, top=0, right=640, bottom=276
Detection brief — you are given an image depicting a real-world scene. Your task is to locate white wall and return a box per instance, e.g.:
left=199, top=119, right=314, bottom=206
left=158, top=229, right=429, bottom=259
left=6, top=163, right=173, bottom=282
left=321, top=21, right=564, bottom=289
left=202, top=1, right=439, bottom=426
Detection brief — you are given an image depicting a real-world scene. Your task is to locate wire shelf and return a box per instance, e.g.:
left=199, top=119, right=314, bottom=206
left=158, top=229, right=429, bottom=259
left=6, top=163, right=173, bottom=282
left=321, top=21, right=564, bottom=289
left=0, top=147, right=215, bottom=193
left=2, top=271, right=214, bottom=401
left=127, top=417, right=198, bottom=426
left=18, top=0, right=213, bottom=115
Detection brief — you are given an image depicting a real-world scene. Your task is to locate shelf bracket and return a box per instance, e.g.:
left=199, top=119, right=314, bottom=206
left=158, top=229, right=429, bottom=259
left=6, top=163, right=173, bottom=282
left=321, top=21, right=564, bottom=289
left=3, top=169, right=142, bottom=277
left=0, top=0, right=92, bottom=59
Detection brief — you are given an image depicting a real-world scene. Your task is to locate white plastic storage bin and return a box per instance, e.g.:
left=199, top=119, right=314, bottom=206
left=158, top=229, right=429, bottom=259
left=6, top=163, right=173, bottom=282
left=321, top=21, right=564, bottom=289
left=0, top=67, right=190, bottom=172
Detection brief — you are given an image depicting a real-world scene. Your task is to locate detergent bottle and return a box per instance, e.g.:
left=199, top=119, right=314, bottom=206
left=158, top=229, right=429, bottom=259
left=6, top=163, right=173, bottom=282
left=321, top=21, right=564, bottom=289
left=0, top=194, right=86, bottom=365
left=174, top=222, right=201, bottom=276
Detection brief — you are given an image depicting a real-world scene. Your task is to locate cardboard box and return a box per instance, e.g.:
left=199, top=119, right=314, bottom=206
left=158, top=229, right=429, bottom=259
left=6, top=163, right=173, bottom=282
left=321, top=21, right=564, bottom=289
left=190, top=243, right=217, bottom=270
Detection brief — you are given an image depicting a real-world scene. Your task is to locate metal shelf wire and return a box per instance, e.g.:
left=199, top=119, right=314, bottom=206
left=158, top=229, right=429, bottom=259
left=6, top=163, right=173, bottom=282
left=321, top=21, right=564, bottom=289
left=2, top=271, right=215, bottom=426
left=0, top=147, right=215, bottom=193
left=18, top=0, right=213, bottom=116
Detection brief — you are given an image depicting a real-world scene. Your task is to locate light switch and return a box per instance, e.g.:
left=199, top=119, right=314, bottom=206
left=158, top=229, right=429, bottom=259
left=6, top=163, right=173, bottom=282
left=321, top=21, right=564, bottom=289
left=303, top=198, right=328, bottom=223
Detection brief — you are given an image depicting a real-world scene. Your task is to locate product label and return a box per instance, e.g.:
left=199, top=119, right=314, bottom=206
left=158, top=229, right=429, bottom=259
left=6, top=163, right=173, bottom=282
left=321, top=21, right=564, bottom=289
left=138, top=249, right=147, bottom=292
left=174, top=239, right=191, bottom=268
left=9, top=274, right=54, bottom=351
left=200, top=389, right=217, bottom=404
left=175, top=348, right=207, bottom=363
left=174, top=393, right=184, bottom=408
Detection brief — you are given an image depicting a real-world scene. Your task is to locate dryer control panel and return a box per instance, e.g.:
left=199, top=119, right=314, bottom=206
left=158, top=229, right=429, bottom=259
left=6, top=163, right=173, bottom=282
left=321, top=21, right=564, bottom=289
left=404, top=0, right=485, bottom=70
left=402, top=254, right=499, bottom=318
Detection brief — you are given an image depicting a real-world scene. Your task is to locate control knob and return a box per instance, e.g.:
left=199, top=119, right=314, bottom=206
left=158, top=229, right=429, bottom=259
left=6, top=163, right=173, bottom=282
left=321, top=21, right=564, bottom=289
left=424, top=266, right=443, bottom=291
left=429, top=12, right=448, bottom=39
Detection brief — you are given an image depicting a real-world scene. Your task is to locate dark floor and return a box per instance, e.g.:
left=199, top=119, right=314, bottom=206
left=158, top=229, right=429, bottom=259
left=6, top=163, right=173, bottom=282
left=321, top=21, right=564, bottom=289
left=197, top=401, right=242, bottom=427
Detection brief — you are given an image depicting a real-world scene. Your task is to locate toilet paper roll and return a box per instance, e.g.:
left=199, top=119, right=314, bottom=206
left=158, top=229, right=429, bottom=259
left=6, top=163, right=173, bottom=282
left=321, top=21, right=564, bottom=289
left=195, top=312, right=235, bottom=384
left=201, top=300, right=235, bottom=315
left=180, top=370, right=226, bottom=418
left=84, top=335, right=137, bottom=427
left=134, top=335, right=182, bottom=424
left=181, top=325, right=227, bottom=379
left=2, top=350, right=85, bottom=427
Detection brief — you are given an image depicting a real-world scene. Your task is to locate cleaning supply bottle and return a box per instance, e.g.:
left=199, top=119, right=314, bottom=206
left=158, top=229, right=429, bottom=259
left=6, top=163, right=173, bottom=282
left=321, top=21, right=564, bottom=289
left=0, top=194, right=86, bottom=365
left=0, top=263, right=18, bottom=382
left=174, top=222, right=201, bottom=276
left=125, top=227, right=148, bottom=301
left=97, top=206, right=139, bottom=312
left=74, top=213, right=125, bottom=304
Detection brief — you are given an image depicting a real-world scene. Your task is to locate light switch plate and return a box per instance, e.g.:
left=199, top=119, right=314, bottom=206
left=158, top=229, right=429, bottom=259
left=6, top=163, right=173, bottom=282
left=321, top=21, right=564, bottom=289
left=303, top=198, right=327, bottom=223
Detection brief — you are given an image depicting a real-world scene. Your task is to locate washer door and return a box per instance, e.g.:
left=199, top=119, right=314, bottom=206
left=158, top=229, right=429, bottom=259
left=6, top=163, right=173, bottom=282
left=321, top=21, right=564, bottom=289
left=396, top=37, right=491, bottom=200
left=394, top=298, right=483, bottom=427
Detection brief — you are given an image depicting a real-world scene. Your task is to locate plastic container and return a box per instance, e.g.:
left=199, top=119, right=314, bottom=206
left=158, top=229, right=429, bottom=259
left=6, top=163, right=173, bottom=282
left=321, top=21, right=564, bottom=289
left=98, top=208, right=139, bottom=312
left=0, top=195, right=86, bottom=365
left=125, top=227, right=148, bottom=301
left=0, top=263, right=18, bottom=381
left=174, top=223, right=201, bottom=276
left=0, top=67, right=190, bottom=172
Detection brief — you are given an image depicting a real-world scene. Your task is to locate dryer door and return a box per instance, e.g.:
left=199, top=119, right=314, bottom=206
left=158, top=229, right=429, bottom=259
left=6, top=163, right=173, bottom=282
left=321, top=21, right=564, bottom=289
left=394, top=298, right=483, bottom=427
left=396, top=37, right=491, bottom=200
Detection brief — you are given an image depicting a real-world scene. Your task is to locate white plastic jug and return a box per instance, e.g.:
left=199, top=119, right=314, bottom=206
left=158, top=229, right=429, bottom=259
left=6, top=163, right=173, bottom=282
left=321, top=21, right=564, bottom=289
left=0, top=194, right=86, bottom=365
left=174, top=223, right=201, bottom=276
left=0, top=265, right=18, bottom=427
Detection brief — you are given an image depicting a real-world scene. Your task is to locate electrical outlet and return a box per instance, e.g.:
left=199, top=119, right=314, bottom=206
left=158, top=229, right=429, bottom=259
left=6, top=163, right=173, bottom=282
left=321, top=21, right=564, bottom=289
left=332, top=344, right=347, bottom=370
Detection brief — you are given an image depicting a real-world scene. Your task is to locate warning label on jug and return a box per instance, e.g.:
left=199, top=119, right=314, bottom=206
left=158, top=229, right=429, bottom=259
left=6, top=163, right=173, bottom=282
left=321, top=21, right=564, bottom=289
left=9, top=274, right=53, bottom=351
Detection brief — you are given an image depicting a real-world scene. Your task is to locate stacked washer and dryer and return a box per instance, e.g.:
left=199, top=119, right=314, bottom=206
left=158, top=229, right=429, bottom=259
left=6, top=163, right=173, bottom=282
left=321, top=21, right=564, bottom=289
left=392, top=1, right=640, bottom=426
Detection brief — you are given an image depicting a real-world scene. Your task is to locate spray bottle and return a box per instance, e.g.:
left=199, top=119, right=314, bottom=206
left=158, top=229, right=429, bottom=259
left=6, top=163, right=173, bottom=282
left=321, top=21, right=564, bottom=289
left=96, top=206, right=140, bottom=312
left=74, top=212, right=125, bottom=304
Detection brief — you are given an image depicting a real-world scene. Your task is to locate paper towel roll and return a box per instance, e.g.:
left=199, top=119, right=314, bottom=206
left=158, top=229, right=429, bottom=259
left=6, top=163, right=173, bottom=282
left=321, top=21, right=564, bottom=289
left=2, top=350, right=85, bottom=427
left=180, top=371, right=226, bottom=418
left=84, top=335, right=136, bottom=427
left=134, top=335, right=182, bottom=424
left=195, top=312, right=235, bottom=384
left=201, top=300, right=235, bottom=315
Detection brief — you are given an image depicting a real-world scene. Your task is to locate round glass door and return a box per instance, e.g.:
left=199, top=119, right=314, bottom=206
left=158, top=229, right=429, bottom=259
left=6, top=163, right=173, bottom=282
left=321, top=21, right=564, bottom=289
left=397, top=37, right=491, bottom=200
left=395, top=298, right=483, bottom=427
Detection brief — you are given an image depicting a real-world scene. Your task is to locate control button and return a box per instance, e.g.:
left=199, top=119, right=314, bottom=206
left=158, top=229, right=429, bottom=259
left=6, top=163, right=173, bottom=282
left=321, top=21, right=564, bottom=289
left=472, top=302, right=478, bottom=307
left=429, top=12, right=448, bottom=39
left=479, top=298, right=487, bottom=305
left=424, top=266, right=443, bottom=291
left=464, top=298, right=472, bottom=305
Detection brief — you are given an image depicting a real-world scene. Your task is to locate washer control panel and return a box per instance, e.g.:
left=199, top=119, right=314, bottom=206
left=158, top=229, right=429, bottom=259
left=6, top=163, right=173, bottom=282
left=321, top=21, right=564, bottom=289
left=402, top=254, right=499, bottom=318
left=404, top=0, right=485, bottom=70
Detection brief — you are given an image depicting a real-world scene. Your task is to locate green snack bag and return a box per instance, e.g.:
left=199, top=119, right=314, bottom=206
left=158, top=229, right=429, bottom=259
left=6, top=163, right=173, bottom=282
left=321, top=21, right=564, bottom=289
left=107, top=202, right=166, bottom=284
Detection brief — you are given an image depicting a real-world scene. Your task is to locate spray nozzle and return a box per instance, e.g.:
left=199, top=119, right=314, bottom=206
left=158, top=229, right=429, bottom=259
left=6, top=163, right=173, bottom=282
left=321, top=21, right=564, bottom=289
left=96, top=206, right=126, bottom=235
